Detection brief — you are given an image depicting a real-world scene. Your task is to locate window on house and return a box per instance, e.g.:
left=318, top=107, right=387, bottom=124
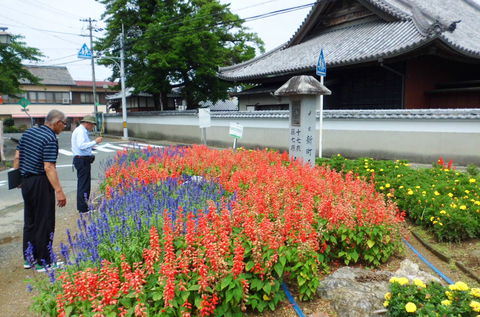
left=80, top=93, right=94, bottom=104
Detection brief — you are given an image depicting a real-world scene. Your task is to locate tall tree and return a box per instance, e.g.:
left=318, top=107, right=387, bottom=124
left=96, top=0, right=264, bottom=109
left=0, top=34, right=42, bottom=96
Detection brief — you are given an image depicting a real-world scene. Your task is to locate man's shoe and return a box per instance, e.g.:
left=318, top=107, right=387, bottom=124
left=23, top=261, right=33, bottom=269
left=35, top=261, right=64, bottom=272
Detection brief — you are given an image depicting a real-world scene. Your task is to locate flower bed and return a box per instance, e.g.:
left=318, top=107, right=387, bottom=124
left=317, top=155, right=480, bottom=242
left=32, top=146, right=404, bottom=316
left=385, top=278, right=480, bottom=316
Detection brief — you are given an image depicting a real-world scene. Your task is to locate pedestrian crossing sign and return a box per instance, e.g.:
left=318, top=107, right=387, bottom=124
left=316, top=49, right=326, bottom=77
left=78, top=43, right=92, bottom=59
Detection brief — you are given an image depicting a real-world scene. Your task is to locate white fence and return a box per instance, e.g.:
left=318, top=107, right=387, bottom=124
left=104, top=109, right=480, bottom=165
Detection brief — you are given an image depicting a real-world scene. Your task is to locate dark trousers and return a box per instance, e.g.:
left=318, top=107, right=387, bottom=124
left=22, top=174, right=55, bottom=265
left=73, top=157, right=92, bottom=213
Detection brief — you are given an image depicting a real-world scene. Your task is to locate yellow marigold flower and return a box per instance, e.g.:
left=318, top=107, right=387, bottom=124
left=448, top=193, right=454, bottom=197
left=446, top=291, right=454, bottom=299
left=397, top=277, right=409, bottom=285
left=380, top=168, right=384, bottom=171
left=379, top=186, right=384, bottom=190
left=405, top=302, right=417, bottom=313
left=440, top=210, right=446, bottom=214
left=459, top=205, right=467, bottom=210
left=387, top=193, right=393, bottom=198
left=470, top=300, right=480, bottom=312
left=430, top=216, right=435, bottom=221
left=395, top=165, right=399, bottom=168
left=434, top=191, right=440, bottom=196
left=385, top=183, right=390, bottom=188
left=470, top=178, right=477, bottom=183
left=465, top=190, right=470, bottom=194
left=383, top=300, right=389, bottom=307
left=441, top=300, right=452, bottom=306
left=413, top=279, right=426, bottom=288
left=399, top=185, right=404, bottom=189
left=405, top=163, right=411, bottom=166
left=449, top=281, right=469, bottom=291
left=408, top=190, right=414, bottom=195
left=471, top=288, right=480, bottom=297
left=384, top=292, right=392, bottom=300
left=416, top=185, right=421, bottom=189
left=337, top=153, right=342, bottom=156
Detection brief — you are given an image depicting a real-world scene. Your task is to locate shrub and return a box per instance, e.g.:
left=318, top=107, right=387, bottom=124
left=3, top=117, right=14, bottom=127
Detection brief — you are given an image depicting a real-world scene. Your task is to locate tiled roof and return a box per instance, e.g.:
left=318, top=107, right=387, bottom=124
left=106, top=87, right=152, bottom=100
left=21, top=65, right=76, bottom=85
left=199, top=98, right=239, bottom=111
left=219, top=0, right=480, bottom=81
left=210, top=108, right=480, bottom=120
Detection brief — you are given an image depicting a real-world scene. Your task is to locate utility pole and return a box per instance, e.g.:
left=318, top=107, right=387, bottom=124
left=81, top=18, right=98, bottom=119
left=120, top=24, right=128, bottom=140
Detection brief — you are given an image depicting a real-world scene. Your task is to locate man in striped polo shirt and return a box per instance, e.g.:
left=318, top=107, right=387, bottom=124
left=13, top=109, right=67, bottom=271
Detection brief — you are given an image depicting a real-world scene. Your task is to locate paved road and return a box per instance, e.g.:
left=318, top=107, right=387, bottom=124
left=0, top=131, right=164, bottom=242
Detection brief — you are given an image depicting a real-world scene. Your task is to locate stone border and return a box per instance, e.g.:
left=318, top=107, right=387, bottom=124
left=411, top=230, right=480, bottom=284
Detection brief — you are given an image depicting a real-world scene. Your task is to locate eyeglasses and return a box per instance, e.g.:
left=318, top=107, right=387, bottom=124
left=58, top=120, right=67, bottom=125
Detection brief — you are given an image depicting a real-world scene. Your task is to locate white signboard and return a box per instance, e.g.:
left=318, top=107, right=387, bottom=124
left=198, top=108, right=211, bottom=128
left=229, top=122, right=243, bottom=139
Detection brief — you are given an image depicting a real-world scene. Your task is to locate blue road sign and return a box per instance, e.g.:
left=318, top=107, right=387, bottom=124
left=316, top=49, right=326, bottom=77
left=78, top=43, right=92, bottom=59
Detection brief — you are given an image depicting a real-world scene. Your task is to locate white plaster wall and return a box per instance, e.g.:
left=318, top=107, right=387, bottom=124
left=105, top=113, right=480, bottom=165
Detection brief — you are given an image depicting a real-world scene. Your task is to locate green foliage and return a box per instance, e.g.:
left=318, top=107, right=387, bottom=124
left=385, top=278, right=480, bottom=316
left=3, top=117, right=14, bottom=127
left=3, top=125, right=19, bottom=133
left=0, top=34, right=42, bottom=96
left=317, top=155, right=480, bottom=242
left=96, top=0, right=264, bottom=108
left=318, top=219, right=403, bottom=267
left=467, top=164, right=479, bottom=177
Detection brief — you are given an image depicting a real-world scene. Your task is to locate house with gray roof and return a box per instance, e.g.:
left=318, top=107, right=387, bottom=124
left=0, top=65, right=111, bottom=129
left=218, top=0, right=480, bottom=111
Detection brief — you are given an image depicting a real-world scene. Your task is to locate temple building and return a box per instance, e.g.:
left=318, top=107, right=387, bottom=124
left=218, top=0, right=480, bottom=111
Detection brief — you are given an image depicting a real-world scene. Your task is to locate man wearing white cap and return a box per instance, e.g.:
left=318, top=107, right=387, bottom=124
left=71, top=116, right=102, bottom=213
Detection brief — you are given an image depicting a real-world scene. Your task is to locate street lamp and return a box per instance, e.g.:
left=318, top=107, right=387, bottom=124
left=0, top=27, right=12, bottom=45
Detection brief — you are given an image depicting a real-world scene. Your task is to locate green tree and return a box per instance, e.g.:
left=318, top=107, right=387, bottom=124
left=0, top=34, right=43, bottom=96
left=96, top=0, right=264, bottom=109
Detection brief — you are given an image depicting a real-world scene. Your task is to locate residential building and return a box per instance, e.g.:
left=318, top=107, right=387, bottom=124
left=0, top=65, right=116, bottom=129
left=218, top=0, right=480, bottom=111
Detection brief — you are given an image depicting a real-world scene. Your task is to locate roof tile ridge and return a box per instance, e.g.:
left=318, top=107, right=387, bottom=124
left=362, top=0, right=411, bottom=20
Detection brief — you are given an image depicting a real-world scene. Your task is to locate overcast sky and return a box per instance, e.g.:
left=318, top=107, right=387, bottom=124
left=0, top=0, right=313, bottom=81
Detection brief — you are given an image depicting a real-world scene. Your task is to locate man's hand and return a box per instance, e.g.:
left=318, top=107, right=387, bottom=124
left=56, top=189, right=67, bottom=207
left=95, top=137, right=103, bottom=144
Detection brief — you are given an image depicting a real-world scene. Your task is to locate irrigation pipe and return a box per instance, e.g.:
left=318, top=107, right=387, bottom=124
left=402, top=238, right=454, bottom=285
left=281, top=282, right=306, bottom=317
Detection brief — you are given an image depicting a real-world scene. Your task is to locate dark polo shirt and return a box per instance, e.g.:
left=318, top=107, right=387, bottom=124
left=16, top=125, right=58, bottom=177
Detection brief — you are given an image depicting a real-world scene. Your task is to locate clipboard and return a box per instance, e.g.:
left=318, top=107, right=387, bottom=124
left=8, top=168, right=21, bottom=189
